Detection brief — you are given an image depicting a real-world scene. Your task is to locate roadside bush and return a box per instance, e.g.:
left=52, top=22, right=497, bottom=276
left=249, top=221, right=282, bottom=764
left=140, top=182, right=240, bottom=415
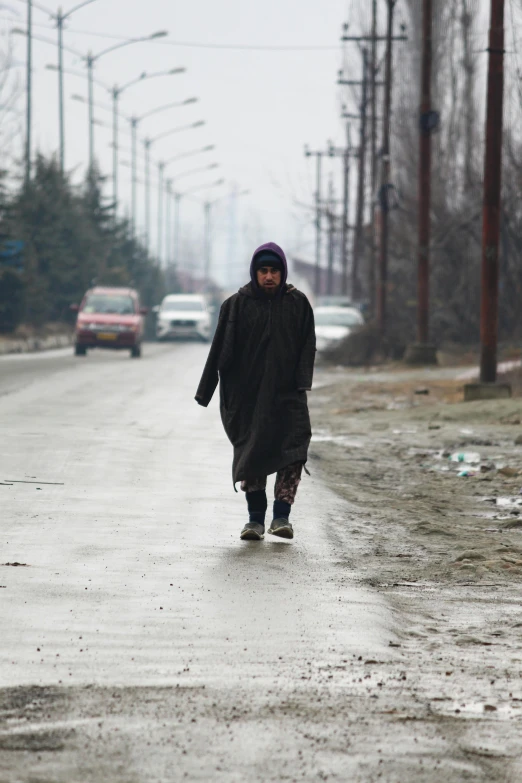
left=0, top=269, right=24, bottom=332
left=322, top=321, right=407, bottom=367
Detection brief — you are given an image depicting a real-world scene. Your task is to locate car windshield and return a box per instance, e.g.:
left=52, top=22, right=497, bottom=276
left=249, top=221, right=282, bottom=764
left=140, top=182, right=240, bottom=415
left=315, top=310, right=363, bottom=327
left=162, top=301, right=203, bottom=312
left=82, top=294, right=135, bottom=315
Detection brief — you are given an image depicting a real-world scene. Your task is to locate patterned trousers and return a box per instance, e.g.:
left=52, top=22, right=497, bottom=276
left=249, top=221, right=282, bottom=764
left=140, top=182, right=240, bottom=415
left=240, top=462, right=303, bottom=505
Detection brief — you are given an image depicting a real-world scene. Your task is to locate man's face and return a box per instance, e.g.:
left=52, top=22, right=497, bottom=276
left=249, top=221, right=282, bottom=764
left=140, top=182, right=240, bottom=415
left=256, top=266, right=282, bottom=295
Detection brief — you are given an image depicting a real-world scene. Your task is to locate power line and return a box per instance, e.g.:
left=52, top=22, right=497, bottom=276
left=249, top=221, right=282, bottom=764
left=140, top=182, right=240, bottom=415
left=1, top=16, right=344, bottom=51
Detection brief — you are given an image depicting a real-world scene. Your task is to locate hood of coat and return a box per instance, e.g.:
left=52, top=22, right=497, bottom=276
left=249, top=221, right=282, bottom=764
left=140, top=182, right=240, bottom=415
left=249, top=242, right=288, bottom=296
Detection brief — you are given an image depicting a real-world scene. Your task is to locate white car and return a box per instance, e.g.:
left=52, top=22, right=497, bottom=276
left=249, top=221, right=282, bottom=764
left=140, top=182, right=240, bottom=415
left=314, top=306, right=364, bottom=352
left=155, top=294, right=213, bottom=342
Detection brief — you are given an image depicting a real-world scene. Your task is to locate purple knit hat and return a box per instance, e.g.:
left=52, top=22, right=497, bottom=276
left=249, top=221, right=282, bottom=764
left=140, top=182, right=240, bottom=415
left=250, top=242, right=288, bottom=293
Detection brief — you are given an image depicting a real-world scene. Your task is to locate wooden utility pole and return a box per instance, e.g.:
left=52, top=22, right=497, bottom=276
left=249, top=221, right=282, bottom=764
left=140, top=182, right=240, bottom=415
left=315, top=154, right=323, bottom=296
left=341, top=14, right=407, bottom=315
left=304, top=148, right=324, bottom=296
left=369, top=0, right=378, bottom=316
left=377, top=0, right=396, bottom=336
left=328, top=136, right=355, bottom=297
left=327, top=176, right=335, bottom=296
left=405, top=0, right=438, bottom=364
left=352, top=48, right=369, bottom=302
left=480, top=0, right=504, bottom=384
left=341, top=123, right=351, bottom=296
left=418, top=0, right=432, bottom=346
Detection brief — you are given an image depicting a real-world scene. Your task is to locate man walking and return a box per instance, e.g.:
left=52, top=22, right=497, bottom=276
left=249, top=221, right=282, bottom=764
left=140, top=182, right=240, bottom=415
left=195, top=242, right=316, bottom=541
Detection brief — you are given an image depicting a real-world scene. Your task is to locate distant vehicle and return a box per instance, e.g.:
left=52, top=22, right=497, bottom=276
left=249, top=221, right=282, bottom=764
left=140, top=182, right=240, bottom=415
left=154, top=294, right=213, bottom=342
left=314, top=306, right=364, bottom=352
left=71, top=286, right=147, bottom=358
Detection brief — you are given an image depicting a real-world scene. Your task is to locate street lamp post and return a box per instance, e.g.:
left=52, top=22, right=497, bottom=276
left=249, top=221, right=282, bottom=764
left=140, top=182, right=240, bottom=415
left=13, top=17, right=87, bottom=180
left=25, top=0, right=32, bottom=186
left=144, top=138, right=151, bottom=249
left=162, top=163, right=220, bottom=271
left=84, top=31, right=168, bottom=170
left=55, top=1, right=98, bottom=172
left=173, top=178, right=224, bottom=272
left=204, top=201, right=211, bottom=280
left=163, top=144, right=215, bottom=167
left=165, top=178, right=172, bottom=268
left=129, top=99, right=199, bottom=233
left=142, top=119, right=205, bottom=250
left=157, top=161, right=165, bottom=264
left=110, top=68, right=185, bottom=212
left=131, top=117, right=138, bottom=233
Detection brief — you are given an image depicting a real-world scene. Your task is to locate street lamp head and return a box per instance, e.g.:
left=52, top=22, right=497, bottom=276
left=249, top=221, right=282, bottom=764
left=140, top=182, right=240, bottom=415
left=192, top=120, right=205, bottom=128
left=150, top=30, right=168, bottom=39
left=169, top=67, right=186, bottom=74
left=304, top=144, right=310, bottom=157
left=10, top=27, right=26, bottom=35
left=72, top=94, right=86, bottom=103
left=46, top=64, right=59, bottom=72
left=208, top=163, right=219, bottom=169
left=183, top=97, right=198, bottom=105
left=203, top=145, right=215, bottom=151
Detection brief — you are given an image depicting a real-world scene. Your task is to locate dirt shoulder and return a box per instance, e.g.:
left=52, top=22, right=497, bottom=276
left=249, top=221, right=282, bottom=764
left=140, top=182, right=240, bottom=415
left=308, top=363, right=522, bottom=781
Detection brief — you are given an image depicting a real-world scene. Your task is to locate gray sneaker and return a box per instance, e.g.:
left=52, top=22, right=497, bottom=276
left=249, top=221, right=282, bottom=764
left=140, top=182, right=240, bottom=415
left=240, top=521, right=265, bottom=541
left=267, top=518, right=294, bottom=539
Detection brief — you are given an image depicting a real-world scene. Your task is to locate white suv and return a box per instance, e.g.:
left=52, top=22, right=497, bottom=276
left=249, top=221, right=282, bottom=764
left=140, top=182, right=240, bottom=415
left=155, top=294, right=213, bottom=342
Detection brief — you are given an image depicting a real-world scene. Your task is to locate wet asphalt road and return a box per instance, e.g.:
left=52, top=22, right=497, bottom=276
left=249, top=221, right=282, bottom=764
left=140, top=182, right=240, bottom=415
left=0, top=342, right=392, bottom=780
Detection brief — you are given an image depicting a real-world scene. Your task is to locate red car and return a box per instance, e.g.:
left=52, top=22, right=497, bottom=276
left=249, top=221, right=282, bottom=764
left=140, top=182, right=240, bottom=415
left=71, top=286, right=147, bottom=358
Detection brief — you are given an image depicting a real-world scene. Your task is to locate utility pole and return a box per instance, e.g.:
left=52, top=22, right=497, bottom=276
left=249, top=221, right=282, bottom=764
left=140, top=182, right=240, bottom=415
left=25, top=0, right=32, bottom=187
left=87, top=53, right=94, bottom=171
left=342, top=6, right=406, bottom=327
left=327, top=176, right=335, bottom=297
left=405, top=0, right=438, bottom=364
left=144, top=139, right=151, bottom=251
left=57, top=7, right=65, bottom=174
left=464, top=0, right=510, bottom=400
left=315, top=154, right=323, bottom=296
left=352, top=48, right=369, bottom=302
left=342, top=125, right=351, bottom=296
left=112, top=87, right=119, bottom=214
left=165, top=179, right=172, bottom=267
left=328, top=132, right=354, bottom=297
left=377, top=0, right=396, bottom=336
left=204, top=201, right=211, bottom=280
left=131, top=118, right=138, bottom=235
left=304, top=148, right=324, bottom=296
left=369, top=0, right=378, bottom=316
left=174, top=193, right=181, bottom=267
left=158, top=162, right=165, bottom=266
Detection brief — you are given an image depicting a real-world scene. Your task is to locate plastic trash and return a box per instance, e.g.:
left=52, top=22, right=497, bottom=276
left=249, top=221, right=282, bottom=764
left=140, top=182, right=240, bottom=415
left=458, top=470, right=478, bottom=478
left=450, top=452, right=481, bottom=464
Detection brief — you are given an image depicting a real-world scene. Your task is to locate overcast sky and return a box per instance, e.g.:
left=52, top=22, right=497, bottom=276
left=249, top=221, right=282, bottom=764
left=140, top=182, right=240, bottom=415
left=0, top=0, right=364, bottom=287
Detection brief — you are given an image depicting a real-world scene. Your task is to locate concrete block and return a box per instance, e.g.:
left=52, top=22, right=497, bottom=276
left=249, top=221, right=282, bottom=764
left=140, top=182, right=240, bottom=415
left=464, top=383, right=512, bottom=402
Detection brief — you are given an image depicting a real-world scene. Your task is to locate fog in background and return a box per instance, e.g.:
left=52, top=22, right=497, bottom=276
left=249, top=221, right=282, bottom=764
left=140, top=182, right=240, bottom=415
left=0, top=0, right=353, bottom=289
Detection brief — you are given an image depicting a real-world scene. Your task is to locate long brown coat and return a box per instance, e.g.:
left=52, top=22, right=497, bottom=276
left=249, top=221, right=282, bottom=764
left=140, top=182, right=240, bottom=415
left=195, top=282, right=316, bottom=485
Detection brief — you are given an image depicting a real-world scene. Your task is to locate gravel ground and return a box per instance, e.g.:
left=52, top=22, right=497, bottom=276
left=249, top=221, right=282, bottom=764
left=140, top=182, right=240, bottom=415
left=1, top=349, right=522, bottom=782
left=306, top=363, right=522, bottom=781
